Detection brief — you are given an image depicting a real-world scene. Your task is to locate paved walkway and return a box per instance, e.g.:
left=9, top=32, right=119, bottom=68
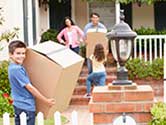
left=61, top=105, right=93, bottom=125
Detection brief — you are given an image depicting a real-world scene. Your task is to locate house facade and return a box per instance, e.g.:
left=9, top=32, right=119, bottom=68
left=0, top=0, right=166, bottom=46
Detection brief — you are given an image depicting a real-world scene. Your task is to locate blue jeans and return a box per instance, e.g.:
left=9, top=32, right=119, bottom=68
left=69, top=45, right=79, bottom=54
left=14, top=106, right=36, bottom=125
left=86, top=58, right=92, bottom=74
left=86, top=72, right=106, bottom=94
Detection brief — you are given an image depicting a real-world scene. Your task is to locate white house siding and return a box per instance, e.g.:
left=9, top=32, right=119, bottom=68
left=89, top=2, right=116, bottom=30
left=0, top=0, right=24, bottom=41
left=0, top=0, right=24, bottom=61
left=132, top=3, right=154, bottom=29
left=0, top=0, right=49, bottom=46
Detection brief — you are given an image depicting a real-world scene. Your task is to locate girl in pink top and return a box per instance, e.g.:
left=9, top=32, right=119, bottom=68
left=57, top=17, right=84, bottom=54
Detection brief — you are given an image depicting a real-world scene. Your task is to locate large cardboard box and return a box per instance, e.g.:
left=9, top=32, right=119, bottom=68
left=86, top=32, right=109, bottom=58
left=23, top=41, right=84, bottom=118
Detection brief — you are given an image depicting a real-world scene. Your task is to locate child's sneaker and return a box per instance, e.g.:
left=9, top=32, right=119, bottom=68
left=83, top=93, right=92, bottom=98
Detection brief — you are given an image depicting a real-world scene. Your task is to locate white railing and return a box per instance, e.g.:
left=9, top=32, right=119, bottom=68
left=133, top=35, right=166, bottom=63
left=3, top=111, right=78, bottom=125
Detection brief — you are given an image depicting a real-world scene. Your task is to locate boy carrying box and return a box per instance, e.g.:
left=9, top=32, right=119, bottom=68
left=8, top=40, right=55, bottom=125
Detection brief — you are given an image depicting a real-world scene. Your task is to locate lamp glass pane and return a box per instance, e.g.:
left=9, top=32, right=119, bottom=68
left=111, top=40, right=118, bottom=61
left=119, top=39, right=132, bottom=61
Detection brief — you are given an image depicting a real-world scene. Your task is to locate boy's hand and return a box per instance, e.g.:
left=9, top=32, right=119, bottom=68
left=25, top=84, right=55, bottom=107
left=46, top=98, right=55, bottom=107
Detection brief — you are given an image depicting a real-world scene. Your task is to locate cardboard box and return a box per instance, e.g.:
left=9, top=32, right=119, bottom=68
left=23, top=41, right=84, bottom=118
left=86, top=32, right=109, bottom=58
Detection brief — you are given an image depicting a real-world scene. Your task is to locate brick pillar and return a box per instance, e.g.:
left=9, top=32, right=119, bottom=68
left=89, top=83, right=154, bottom=125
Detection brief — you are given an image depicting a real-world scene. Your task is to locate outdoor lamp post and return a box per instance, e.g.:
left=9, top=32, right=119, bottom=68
left=107, top=10, right=137, bottom=85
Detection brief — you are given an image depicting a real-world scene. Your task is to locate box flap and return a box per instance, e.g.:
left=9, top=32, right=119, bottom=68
left=48, top=48, right=84, bottom=68
left=31, top=41, right=84, bottom=68
left=31, top=40, right=65, bottom=54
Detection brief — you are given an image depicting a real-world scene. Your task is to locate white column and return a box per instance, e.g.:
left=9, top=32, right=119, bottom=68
left=35, top=0, right=41, bottom=44
left=71, top=0, right=75, bottom=22
left=27, top=0, right=33, bottom=47
left=115, top=0, right=120, bottom=24
left=46, top=5, right=50, bottom=30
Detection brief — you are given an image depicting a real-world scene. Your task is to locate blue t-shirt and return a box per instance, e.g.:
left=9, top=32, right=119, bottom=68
left=84, top=22, right=107, bottom=35
left=8, top=63, right=35, bottom=111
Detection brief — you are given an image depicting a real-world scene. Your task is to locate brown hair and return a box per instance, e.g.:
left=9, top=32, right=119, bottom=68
left=90, top=12, right=100, bottom=18
left=8, top=40, right=26, bottom=54
left=93, top=43, right=105, bottom=62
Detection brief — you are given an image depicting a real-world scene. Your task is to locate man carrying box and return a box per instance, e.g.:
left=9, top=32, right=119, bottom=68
left=84, top=12, right=108, bottom=74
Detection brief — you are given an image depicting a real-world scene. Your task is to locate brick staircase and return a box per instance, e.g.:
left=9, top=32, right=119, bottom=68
left=70, top=64, right=117, bottom=105
left=69, top=63, right=164, bottom=105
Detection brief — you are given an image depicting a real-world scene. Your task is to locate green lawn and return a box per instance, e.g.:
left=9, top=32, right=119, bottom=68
left=0, top=116, right=69, bottom=125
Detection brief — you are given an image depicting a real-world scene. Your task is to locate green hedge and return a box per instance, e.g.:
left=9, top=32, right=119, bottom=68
left=125, top=58, right=163, bottom=80
left=134, top=27, right=166, bottom=35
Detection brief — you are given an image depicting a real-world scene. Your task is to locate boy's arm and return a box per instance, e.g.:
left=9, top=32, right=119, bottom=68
left=25, top=84, right=55, bottom=107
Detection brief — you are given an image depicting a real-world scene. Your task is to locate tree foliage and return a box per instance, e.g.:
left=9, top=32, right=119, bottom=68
left=42, top=0, right=166, bottom=5
left=82, top=0, right=165, bottom=4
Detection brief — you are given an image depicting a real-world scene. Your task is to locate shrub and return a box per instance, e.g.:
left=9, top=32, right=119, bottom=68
left=125, top=58, right=163, bottom=80
left=134, top=27, right=166, bottom=35
left=0, top=61, right=14, bottom=117
left=0, top=61, right=10, bottom=94
left=149, top=102, right=166, bottom=125
left=0, top=90, right=14, bottom=117
left=79, top=43, right=86, bottom=58
left=40, top=29, right=59, bottom=43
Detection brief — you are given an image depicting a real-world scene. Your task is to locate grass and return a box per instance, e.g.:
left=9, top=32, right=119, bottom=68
left=0, top=115, right=69, bottom=125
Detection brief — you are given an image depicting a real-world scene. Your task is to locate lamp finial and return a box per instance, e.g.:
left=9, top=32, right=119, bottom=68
left=120, top=10, right=125, bottom=21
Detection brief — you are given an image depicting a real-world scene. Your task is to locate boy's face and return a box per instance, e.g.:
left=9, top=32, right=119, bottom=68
left=9, top=47, right=26, bottom=65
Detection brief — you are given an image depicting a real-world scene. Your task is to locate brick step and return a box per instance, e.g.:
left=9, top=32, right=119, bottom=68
left=77, top=75, right=117, bottom=86
left=70, top=95, right=90, bottom=105
left=73, top=85, right=87, bottom=95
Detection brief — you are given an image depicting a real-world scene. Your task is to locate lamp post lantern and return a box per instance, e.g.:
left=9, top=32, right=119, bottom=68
left=107, top=10, right=137, bottom=85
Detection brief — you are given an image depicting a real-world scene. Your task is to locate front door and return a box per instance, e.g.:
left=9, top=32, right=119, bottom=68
left=120, top=3, right=132, bottom=28
left=49, top=0, right=71, bottom=31
left=154, top=2, right=166, bottom=30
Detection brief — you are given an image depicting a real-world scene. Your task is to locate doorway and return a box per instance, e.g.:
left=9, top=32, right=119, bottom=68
left=49, top=0, right=71, bottom=31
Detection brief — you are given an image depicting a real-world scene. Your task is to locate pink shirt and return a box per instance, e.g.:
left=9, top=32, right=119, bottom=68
left=57, top=25, right=84, bottom=48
